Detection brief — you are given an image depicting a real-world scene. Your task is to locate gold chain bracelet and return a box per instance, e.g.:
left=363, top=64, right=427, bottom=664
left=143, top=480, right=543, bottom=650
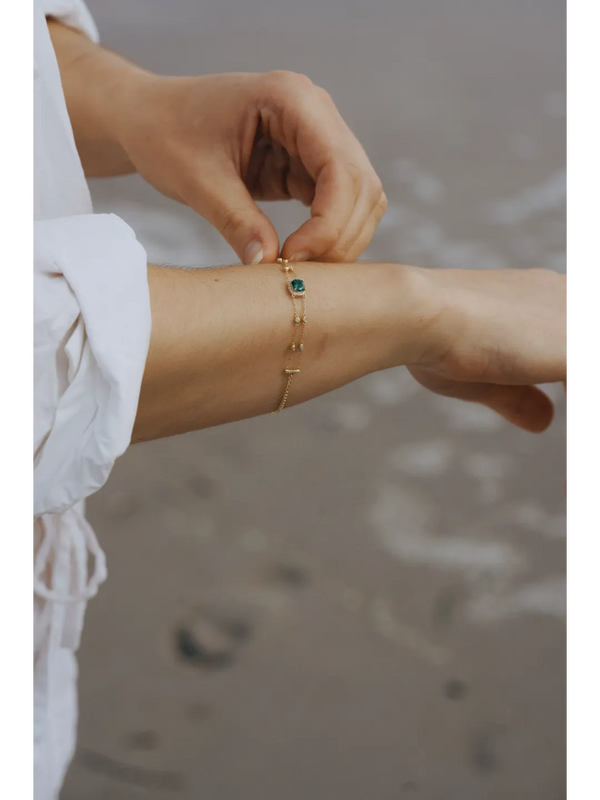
left=273, top=257, right=307, bottom=413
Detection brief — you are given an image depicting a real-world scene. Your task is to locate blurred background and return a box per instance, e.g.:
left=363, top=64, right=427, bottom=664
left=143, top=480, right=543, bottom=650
left=62, top=1, right=566, bottom=798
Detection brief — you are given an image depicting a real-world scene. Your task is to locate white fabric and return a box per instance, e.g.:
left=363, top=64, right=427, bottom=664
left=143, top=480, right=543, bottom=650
left=34, top=2, right=151, bottom=798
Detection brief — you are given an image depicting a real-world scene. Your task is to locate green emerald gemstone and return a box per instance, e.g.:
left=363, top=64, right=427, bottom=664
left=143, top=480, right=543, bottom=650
left=290, top=278, right=305, bottom=293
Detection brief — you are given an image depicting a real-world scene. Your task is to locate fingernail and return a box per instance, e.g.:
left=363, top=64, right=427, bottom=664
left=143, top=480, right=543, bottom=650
left=290, top=250, right=311, bottom=262
left=243, top=240, right=263, bottom=265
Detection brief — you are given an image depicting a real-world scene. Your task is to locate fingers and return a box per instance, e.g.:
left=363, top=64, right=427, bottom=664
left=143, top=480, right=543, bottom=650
left=281, top=161, right=360, bottom=261
left=187, top=161, right=280, bottom=264
left=282, top=162, right=384, bottom=263
left=412, top=369, right=556, bottom=433
left=286, top=156, right=315, bottom=207
left=476, top=384, right=555, bottom=432
left=344, top=191, right=388, bottom=262
left=261, top=72, right=384, bottom=263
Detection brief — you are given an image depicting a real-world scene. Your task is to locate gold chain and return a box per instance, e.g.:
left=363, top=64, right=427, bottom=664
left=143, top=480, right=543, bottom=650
left=273, top=258, right=307, bottom=413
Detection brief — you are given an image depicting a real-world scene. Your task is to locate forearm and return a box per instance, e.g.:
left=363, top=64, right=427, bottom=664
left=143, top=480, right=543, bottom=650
left=47, top=18, right=148, bottom=176
left=133, top=262, right=428, bottom=442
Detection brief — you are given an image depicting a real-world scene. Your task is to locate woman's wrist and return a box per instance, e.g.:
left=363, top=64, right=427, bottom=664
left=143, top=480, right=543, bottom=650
left=374, top=263, right=439, bottom=372
left=290, top=261, right=435, bottom=375
left=136, top=260, right=565, bottom=442
left=136, top=260, right=435, bottom=440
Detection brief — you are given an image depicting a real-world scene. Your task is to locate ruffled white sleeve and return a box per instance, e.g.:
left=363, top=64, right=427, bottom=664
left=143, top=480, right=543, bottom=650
left=41, top=0, right=99, bottom=41
left=34, top=213, right=151, bottom=517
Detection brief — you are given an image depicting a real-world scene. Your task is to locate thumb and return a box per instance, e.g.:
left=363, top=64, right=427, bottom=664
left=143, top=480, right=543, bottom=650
left=194, top=166, right=280, bottom=264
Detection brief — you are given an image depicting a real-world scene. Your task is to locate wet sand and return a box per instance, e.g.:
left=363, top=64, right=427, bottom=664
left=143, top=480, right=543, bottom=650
left=62, top=2, right=565, bottom=798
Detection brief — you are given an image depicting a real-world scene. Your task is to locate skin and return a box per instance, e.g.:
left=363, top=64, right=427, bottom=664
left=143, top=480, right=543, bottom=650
left=136, top=262, right=565, bottom=442
left=46, top=19, right=566, bottom=444
left=48, top=20, right=387, bottom=265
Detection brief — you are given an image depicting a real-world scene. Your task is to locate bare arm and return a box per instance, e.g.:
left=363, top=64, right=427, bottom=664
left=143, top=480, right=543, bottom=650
left=47, top=18, right=142, bottom=175
left=134, top=261, right=566, bottom=443
left=135, top=261, right=424, bottom=441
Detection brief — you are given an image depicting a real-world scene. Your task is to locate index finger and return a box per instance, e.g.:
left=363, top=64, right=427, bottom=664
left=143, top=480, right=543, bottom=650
left=281, top=159, right=359, bottom=261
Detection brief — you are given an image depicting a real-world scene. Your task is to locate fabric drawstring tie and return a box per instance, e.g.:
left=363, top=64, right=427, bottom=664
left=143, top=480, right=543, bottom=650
left=31, top=515, right=106, bottom=652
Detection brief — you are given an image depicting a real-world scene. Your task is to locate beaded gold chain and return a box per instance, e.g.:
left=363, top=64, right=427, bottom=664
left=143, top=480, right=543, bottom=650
left=273, top=257, right=307, bottom=413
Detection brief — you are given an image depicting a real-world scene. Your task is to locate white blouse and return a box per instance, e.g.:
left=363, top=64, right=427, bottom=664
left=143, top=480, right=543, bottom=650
left=34, top=2, right=151, bottom=798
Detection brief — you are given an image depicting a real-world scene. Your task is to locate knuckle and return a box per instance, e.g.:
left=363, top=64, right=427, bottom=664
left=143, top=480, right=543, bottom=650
left=265, top=70, right=313, bottom=94
left=315, top=84, right=334, bottom=104
left=376, top=187, right=388, bottom=210
left=346, top=161, right=363, bottom=187
left=368, top=173, right=383, bottom=194
left=327, top=243, right=349, bottom=262
left=321, top=223, right=345, bottom=251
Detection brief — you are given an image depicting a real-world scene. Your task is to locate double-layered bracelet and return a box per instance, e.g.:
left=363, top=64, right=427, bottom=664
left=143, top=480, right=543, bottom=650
left=273, top=257, right=307, bottom=413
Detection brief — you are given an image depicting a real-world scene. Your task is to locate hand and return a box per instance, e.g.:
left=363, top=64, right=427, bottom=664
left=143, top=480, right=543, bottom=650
left=408, top=267, right=566, bottom=432
left=116, top=71, right=387, bottom=265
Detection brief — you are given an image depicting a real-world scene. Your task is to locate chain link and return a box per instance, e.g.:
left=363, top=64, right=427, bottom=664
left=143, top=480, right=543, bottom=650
left=273, top=258, right=307, bottom=413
